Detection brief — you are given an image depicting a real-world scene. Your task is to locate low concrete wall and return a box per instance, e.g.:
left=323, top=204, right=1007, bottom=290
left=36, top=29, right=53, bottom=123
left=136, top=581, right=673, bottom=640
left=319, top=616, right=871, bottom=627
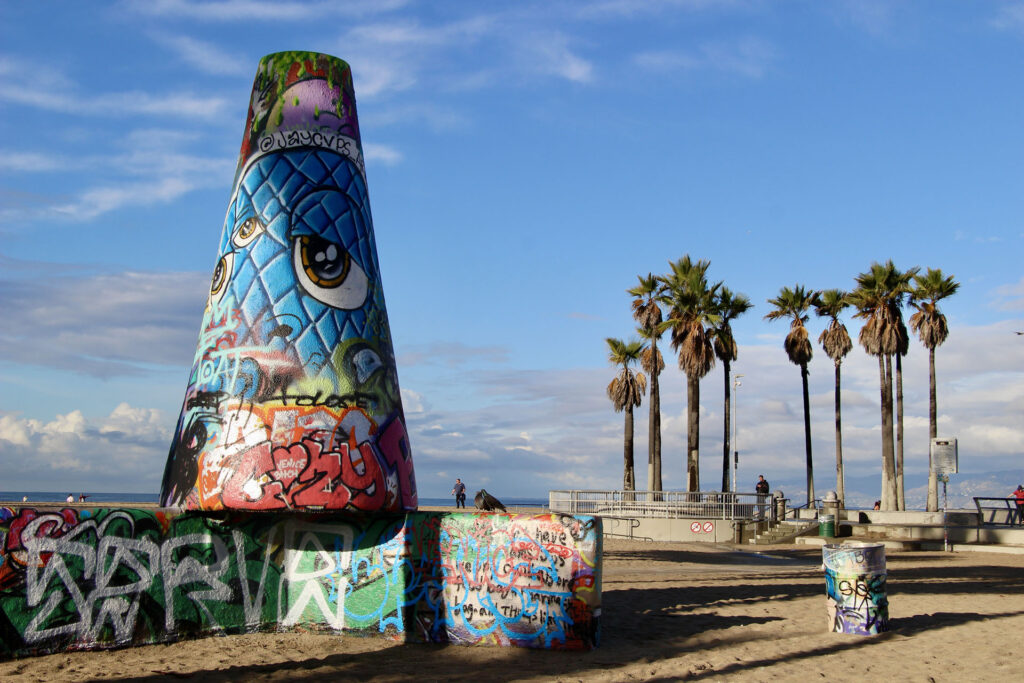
left=631, top=517, right=737, bottom=543
left=0, top=507, right=602, bottom=658
left=840, top=510, right=978, bottom=525
left=838, top=521, right=1024, bottom=545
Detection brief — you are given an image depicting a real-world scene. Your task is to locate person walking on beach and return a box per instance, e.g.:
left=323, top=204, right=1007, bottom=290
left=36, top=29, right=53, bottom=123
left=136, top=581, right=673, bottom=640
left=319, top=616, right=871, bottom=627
left=451, top=478, right=467, bottom=508
left=1012, top=485, right=1024, bottom=525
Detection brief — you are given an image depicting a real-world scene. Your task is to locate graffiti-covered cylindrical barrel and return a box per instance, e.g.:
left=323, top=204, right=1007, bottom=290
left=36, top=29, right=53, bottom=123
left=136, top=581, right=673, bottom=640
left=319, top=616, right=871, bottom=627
left=160, top=52, right=416, bottom=513
left=823, top=542, right=888, bottom=635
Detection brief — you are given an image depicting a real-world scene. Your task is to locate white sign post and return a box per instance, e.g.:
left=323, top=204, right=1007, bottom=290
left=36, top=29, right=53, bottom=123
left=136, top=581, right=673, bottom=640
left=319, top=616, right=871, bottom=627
left=932, top=438, right=958, bottom=552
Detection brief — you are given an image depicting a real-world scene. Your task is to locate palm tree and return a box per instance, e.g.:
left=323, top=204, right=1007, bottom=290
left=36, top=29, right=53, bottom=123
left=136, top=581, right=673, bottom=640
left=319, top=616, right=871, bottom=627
left=909, top=268, right=959, bottom=512
left=606, top=337, right=647, bottom=491
left=893, top=270, right=915, bottom=510
left=815, top=289, right=853, bottom=508
left=765, top=285, right=819, bottom=505
left=659, top=256, right=720, bottom=491
left=629, top=274, right=665, bottom=491
left=712, top=287, right=753, bottom=492
left=848, top=261, right=912, bottom=511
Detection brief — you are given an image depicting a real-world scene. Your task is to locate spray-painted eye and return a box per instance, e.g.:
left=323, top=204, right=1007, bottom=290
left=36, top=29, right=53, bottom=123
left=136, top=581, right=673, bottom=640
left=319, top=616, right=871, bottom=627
left=232, top=216, right=264, bottom=248
left=210, top=252, right=235, bottom=304
left=293, top=235, right=368, bottom=309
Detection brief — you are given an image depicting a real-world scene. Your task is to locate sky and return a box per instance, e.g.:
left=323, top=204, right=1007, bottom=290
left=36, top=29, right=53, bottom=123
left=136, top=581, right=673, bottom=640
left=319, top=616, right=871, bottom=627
left=0, top=0, right=1021, bottom=507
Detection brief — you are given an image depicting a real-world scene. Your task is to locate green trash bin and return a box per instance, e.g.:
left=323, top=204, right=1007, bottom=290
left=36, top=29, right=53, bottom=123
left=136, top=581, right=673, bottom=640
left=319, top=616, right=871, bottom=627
left=819, top=513, right=836, bottom=537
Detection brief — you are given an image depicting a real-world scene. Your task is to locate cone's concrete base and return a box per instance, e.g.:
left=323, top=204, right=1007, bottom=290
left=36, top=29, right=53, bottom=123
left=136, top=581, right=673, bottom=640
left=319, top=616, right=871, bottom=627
left=0, top=507, right=601, bottom=658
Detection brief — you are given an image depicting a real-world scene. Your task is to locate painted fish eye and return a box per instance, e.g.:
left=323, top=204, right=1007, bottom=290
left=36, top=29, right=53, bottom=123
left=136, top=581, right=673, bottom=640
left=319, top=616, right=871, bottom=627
left=292, top=235, right=368, bottom=310
left=232, top=216, right=264, bottom=248
left=299, top=234, right=350, bottom=286
left=210, top=252, right=235, bottom=304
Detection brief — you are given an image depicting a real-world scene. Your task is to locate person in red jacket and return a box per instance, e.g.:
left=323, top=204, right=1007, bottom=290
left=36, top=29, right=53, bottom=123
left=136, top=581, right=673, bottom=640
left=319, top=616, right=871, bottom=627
left=1012, top=485, right=1024, bottom=525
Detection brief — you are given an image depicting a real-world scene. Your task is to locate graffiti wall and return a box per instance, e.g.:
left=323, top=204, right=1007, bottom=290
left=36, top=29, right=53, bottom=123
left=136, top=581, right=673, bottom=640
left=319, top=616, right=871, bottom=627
left=823, top=543, right=889, bottom=635
left=160, top=51, right=415, bottom=512
left=0, top=507, right=601, bottom=658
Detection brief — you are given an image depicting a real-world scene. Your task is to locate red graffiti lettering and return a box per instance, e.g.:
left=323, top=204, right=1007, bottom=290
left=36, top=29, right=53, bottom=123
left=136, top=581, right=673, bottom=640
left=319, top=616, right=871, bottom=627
left=378, top=417, right=416, bottom=509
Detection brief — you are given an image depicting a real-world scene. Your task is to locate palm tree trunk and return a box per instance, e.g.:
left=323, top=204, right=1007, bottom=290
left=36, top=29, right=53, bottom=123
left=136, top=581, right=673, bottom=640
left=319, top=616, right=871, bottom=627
left=895, top=352, right=905, bottom=511
left=624, top=403, right=635, bottom=491
left=686, top=374, right=700, bottom=491
left=834, top=361, right=845, bottom=508
left=655, top=378, right=663, bottom=497
left=648, top=366, right=660, bottom=492
left=880, top=355, right=897, bottom=510
left=722, top=359, right=732, bottom=492
left=801, top=362, right=814, bottom=505
left=927, top=346, right=938, bottom=512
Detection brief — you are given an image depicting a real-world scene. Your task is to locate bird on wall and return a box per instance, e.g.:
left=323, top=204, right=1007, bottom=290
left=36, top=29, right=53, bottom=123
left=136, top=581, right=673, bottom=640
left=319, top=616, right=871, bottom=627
left=474, top=489, right=507, bottom=513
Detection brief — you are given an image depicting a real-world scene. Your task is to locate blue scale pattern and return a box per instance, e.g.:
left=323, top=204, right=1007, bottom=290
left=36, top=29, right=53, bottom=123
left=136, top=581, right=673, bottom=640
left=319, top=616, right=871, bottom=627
left=214, top=149, right=385, bottom=389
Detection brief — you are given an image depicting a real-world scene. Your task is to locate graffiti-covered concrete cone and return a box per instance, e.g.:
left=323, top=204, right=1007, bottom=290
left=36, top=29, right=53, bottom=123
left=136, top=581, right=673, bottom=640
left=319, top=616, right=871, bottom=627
left=160, top=52, right=416, bottom=512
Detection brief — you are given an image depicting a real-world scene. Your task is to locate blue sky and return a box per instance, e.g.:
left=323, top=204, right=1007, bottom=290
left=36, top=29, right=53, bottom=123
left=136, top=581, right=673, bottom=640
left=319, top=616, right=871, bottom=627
left=0, top=0, right=1022, bottom=505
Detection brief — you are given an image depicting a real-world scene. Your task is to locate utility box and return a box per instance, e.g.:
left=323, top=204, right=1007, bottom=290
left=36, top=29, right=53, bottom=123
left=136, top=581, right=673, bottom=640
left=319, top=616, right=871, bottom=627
left=931, top=438, right=958, bottom=474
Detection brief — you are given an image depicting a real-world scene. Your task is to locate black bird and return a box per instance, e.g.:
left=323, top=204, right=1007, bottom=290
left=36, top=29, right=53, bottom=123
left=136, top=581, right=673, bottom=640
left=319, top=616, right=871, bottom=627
left=474, top=489, right=507, bottom=513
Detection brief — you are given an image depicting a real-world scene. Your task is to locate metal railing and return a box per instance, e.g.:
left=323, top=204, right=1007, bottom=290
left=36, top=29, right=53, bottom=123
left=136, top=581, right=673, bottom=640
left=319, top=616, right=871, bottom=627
left=783, top=498, right=822, bottom=520
left=973, top=497, right=1020, bottom=525
left=549, top=490, right=774, bottom=521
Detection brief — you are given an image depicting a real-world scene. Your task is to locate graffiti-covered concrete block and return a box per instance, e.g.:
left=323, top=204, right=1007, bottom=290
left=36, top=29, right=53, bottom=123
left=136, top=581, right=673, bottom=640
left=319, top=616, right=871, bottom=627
left=0, top=507, right=601, bottom=658
left=823, top=542, right=889, bottom=635
left=160, top=51, right=415, bottom=512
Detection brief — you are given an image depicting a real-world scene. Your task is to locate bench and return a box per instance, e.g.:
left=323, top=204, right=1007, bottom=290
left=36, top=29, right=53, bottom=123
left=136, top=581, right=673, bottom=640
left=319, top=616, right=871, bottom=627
left=973, top=497, right=1020, bottom=525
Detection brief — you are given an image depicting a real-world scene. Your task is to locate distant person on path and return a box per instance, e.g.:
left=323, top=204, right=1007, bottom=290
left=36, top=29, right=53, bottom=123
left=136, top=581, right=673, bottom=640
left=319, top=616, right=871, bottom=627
left=873, top=500, right=881, bottom=511
left=66, top=494, right=74, bottom=503
left=755, top=475, right=770, bottom=518
left=1012, top=485, right=1024, bottom=525
left=451, top=478, right=466, bottom=508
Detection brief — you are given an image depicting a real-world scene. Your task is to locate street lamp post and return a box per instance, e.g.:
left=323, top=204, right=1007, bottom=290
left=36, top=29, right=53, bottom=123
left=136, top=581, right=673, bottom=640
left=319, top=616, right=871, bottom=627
left=732, top=374, right=744, bottom=498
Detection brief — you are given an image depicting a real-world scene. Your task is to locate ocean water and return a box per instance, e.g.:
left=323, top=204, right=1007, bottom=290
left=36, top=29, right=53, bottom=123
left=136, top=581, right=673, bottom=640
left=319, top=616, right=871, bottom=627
left=1, top=492, right=547, bottom=508
left=419, top=497, right=548, bottom=509
left=1, top=491, right=160, bottom=504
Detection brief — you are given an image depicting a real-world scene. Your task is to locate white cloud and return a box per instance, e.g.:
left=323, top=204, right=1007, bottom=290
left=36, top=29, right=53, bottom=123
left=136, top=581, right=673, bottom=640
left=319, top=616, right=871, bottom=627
left=829, top=0, right=897, bottom=37
left=0, top=405, right=172, bottom=491
left=362, top=143, right=403, bottom=165
left=0, top=129, right=234, bottom=223
left=0, top=151, right=64, bottom=172
left=0, top=267, right=209, bottom=377
left=520, top=32, right=594, bottom=83
left=400, top=388, right=426, bottom=414
left=339, top=17, right=495, bottom=100
left=991, top=2, right=1024, bottom=34
left=364, top=103, right=467, bottom=131
left=149, top=33, right=249, bottom=76
left=0, top=82, right=229, bottom=120
left=0, top=57, right=229, bottom=121
left=123, top=0, right=407, bottom=21
left=992, top=277, right=1024, bottom=311
left=634, top=37, right=777, bottom=78
left=53, top=178, right=195, bottom=220
left=398, top=342, right=510, bottom=368
left=574, top=0, right=740, bottom=19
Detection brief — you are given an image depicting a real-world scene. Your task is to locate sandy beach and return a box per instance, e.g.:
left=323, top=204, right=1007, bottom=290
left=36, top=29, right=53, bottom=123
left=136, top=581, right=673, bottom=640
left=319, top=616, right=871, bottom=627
left=2, top=537, right=1022, bottom=682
